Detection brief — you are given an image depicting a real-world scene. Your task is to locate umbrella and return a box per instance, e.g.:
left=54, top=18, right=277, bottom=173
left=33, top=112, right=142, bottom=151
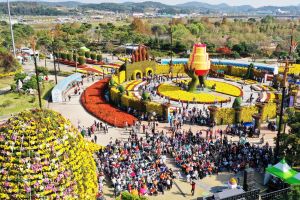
left=286, top=173, right=300, bottom=185
left=266, top=159, right=297, bottom=180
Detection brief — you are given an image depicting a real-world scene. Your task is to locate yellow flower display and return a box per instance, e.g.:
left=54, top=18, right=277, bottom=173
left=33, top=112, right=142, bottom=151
left=262, top=103, right=277, bottom=121
left=173, top=79, right=243, bottom=97
left=157, top=83, right=229, bottom=103
left=0, top=109, right=99, bottom=199
left=241, top=106, right=258, bottom=122
left=215, top=108, right=235, bottom=125
left=206, top=80, right=242, bottom=97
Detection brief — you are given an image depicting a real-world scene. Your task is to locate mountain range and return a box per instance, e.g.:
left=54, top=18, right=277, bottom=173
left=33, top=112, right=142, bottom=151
left=0, top=1, right=300, bottom=15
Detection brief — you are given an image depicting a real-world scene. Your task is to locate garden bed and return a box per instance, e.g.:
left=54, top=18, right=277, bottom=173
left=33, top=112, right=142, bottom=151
left=80, top=78, right=137, bottom=127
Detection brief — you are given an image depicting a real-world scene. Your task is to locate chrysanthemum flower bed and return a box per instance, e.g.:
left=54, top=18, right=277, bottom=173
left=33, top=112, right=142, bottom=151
left=81, top=78, right=137, bottom=127
left=157, top=83, right=230, bottom=104
left=0, top=109, right=100, bottom=199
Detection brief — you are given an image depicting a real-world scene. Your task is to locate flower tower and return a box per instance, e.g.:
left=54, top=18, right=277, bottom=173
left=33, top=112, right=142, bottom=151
left=0, top=109, right=100, bottom=199
left=185, top=43, right=211, bottom=91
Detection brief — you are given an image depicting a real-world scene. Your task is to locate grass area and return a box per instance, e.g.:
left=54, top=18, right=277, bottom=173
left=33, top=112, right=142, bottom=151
left=49, top=70, right=74, bottom=77
left=0, top=81, right=54, bottom=116
left=0, top=76, right=14, bottom=89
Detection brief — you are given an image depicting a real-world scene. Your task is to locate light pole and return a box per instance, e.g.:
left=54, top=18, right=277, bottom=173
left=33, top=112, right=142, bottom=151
left=51, top=31, right=58, bottom=84
left=7, top=0, right=16, bottom=57
left=74, top=49, right=78, bottom=73
left=31, top=37, right=42, bottom=109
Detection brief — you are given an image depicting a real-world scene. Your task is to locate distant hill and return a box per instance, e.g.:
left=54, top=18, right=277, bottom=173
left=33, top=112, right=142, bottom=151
left=0, top=1, right=299, bottom=16
left=175, top=1, right=254, bottom=13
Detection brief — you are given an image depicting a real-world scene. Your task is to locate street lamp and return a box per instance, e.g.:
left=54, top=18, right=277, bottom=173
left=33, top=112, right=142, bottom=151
left=51, top=30, right=58, bottom=84
left=7, top=0, right=16, bottom=57
left=30, top=37, right=42, bottom=109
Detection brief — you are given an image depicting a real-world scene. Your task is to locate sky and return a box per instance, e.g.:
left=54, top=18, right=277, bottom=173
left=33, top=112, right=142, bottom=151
left=2, top=0, right=300, bottom=7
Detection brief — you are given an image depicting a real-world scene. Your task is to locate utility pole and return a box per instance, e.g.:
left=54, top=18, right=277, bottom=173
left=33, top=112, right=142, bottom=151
left=275, top=24, right=297, bottom=162
left=274, top=58, right=294, bottom=163
left=7, top=0, right=16, bottom=57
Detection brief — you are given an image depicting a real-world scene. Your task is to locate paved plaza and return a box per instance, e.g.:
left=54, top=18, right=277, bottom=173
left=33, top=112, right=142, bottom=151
left=46, top=73, right=274, bottom=199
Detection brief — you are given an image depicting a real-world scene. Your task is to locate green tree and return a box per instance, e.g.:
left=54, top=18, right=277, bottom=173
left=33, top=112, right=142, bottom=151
left=78, top=56, right=85, bottom=65
left=244, top=63, right=255, bottom=80
left=14, top=72, right=27, bottom=83
left=85, top=51, right=91, bottom=58
left=0, top=48, right=20, bottom=73
left=278, top=109, right=300, bottom=166
left=96, top=54, right=102, bottom=62
left=90, top=53, right=96, bottom=60
left=23, top=76, right=38, bottom=90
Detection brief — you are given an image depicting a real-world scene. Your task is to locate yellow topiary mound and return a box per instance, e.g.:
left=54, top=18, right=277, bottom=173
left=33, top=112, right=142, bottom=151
left=0, top=109, right=100, bottom=199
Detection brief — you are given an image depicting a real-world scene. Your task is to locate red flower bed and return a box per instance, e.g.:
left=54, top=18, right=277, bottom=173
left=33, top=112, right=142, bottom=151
left=81, top=78, right=137, bottom=128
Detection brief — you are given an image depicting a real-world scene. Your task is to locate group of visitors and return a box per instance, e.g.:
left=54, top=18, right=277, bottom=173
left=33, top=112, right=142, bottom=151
left=169, top=106, right=211, bottom=127
left=96, top=129, right=175, bottom=197
left=78, top=120, right=108, bottom=142
left=95, top=119, right=273, bottom=198
left=225, top=123, right=260, bottom=138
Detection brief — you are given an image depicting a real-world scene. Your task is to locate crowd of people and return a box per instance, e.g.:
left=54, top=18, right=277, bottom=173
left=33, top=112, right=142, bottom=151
left=96, top=124, right=175, bottom=197
left=94, top=120, right=273, bottom=198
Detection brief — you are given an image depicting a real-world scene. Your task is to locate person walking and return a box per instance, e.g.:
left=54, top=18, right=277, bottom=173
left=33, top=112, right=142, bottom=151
left=94, top=135, right=97, bottom=143
left=191, top=181, right=196, bottom=196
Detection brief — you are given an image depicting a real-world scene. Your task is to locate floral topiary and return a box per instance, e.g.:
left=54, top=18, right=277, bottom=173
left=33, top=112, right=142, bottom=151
left=232, top=97, right=242, bottom=109
left=0, top=109, right=99, bottom=199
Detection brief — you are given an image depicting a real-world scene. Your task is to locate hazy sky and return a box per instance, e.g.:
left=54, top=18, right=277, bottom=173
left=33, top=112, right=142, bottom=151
left=31, top=0, right=300, bottom=7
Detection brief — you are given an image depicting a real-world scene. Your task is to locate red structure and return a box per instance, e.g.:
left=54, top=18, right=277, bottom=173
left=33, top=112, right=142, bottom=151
left=131, top=45, right=149, bottom=63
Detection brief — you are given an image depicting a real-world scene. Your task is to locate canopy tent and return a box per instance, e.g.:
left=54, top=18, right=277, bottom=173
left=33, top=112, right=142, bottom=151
left=51, top=73, right=82, bottom=103
left=286, top=173, right=300, bottom=185
left=266, top=159, right=297, bottom=181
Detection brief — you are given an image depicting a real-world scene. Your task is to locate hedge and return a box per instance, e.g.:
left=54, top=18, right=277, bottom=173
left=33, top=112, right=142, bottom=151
left=215, top=108, right=235, bottom=125
left=67, top=53, right=73, bottom=61
left=155, top=64, right=185, bottom=75
left=145, top=101, right=163, bottom=116
left=241, top=106, right=258, bottom=122
left=110, top=87, right=120, bottom=104
left=90, top=53, right=96, bottom=60
left=262, top=103, right=277, bottom=121
left=78, top=56, right=86, bottom=65
left=97, top=54, right=102, bottom=62
left=85, top=51, right=91, bottom=58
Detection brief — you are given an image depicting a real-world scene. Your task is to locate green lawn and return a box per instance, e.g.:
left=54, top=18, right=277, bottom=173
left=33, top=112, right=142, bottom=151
left=0, top=81, right=54, bottom=116
left=0, top=76, right=14, bottom=89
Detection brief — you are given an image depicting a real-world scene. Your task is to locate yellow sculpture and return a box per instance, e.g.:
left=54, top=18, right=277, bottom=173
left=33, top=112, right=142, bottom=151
left=185, top=43, right=211, bottom=91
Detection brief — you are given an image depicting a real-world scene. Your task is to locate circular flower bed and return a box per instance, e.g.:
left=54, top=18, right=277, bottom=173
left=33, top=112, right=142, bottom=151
left=0, top=109, right=99, bottom=199
left=174, top=79, right=243, bottom=97
left=157, top=83, right=230, bottom=104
